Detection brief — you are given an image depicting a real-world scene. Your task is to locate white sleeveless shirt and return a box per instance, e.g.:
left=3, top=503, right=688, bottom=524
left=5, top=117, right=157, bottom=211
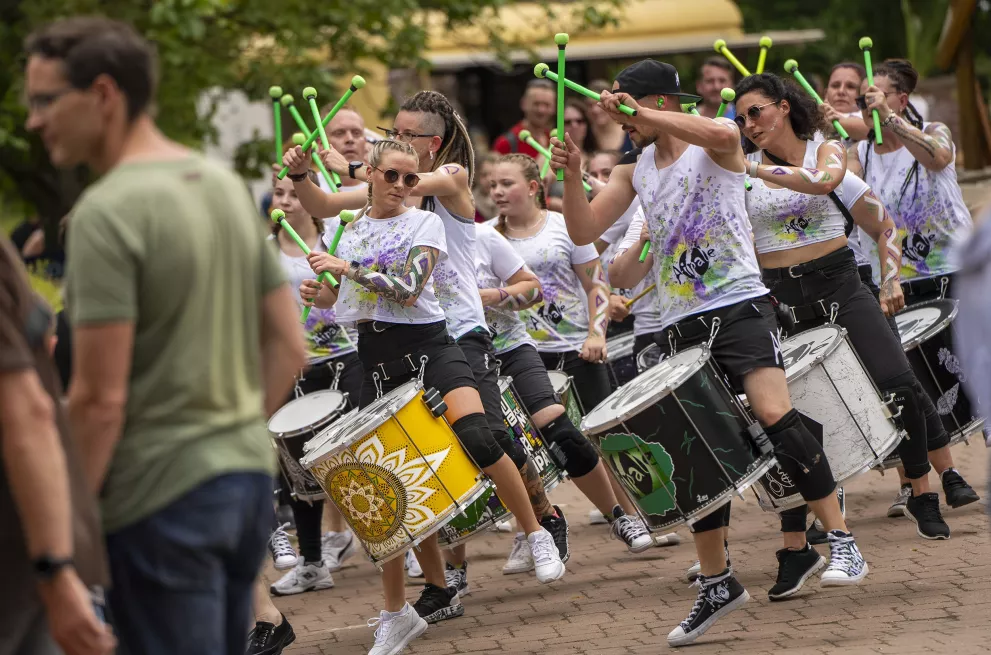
left=614, top=210, right=664, bottom=337
left=856, top=125, right=972, bottom=280
left=429, top=200, right=488, bottom=340
left=632, top=143, right=768, bottom=327
left=746, top=140, right=862, bottom=254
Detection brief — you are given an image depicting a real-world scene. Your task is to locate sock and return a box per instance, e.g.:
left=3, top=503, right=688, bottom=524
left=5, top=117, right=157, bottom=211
left=610, top=504, right=625, bottom=520
left=701, top=567, right=731, bottom=584
left=386, top=605, right=408, bottom=618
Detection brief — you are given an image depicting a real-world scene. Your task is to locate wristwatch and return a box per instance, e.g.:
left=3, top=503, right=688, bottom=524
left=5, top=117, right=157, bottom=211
left=33, top=555, right=74, bottom=582
left=348, top=161, right=365, bottom=179
left=287, top=172, right=308, bottom=182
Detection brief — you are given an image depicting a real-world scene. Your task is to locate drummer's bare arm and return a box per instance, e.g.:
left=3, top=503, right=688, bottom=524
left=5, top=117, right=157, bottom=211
left=576, top=260, right=610, bottom=339
left=850, top=190, right=904, bottom=315
left=478, top=268, right=543, bottom=311
left=282, top=148, right=368, bottom=218
left=749, top=140, right=845, bottom=196
left=846, top=146, right=865, bottom=179
left=552, top=142, right=636, bottom=245
left=299, top=279, right=338, bottom=309
left=606, top=218, right=652, bottom=288
left=343, top=246, right=440, bottom=307
left=410, top=165, right=475, bottom=218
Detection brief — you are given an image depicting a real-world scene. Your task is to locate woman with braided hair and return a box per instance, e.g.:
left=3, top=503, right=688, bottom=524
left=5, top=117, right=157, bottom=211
left=851, top=59, right=980, bottom=517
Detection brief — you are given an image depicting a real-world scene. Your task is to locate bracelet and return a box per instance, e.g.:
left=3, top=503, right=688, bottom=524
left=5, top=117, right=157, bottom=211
left=880, top=114, right=897, bottom=129
left=748, top=160, right=759, bottom=178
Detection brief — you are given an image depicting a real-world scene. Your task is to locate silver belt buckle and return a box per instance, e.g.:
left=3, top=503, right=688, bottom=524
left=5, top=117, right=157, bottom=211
left=787, top=265, right=802, bottom=279
left=372, top=321, right=387, bottom=333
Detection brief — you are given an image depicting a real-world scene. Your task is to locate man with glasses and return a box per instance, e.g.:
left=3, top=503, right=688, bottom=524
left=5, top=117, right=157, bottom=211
left=550, top=59, right=860, bottom=647
left=24, top=16, right=306, bottom=654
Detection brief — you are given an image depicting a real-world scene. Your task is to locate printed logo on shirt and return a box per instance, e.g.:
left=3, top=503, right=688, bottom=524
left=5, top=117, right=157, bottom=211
left=782, top=216, right=811, bottom=236
left=903, top=232, right=936, bottom=263
left=672, top=243, right=716, bottom=284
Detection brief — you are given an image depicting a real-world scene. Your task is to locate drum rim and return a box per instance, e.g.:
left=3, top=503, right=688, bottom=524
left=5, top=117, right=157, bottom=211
left=782, top=324, right=849, bottom=384
left=894, top=298, right=959, bottom=351
left=302, top=406, right=363, bottom=454
left=582, top=344, right=711, bottom=434
left=605, top=331, right=636, bottom=361
left=268, top=389, right=349, bottom=438
left=300, top=379, right=424, bottom=466
left=547, top=369, right=570, bottom=393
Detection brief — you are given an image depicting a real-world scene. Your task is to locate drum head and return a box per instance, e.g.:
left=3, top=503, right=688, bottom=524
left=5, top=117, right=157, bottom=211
left=303, top=406, right=362, bottom=454
left=301, top=380, right=422, bottom=465
left=582, top=345, right=710, bottom=434
left=895, top=299, right=958, bottom=351
left=547, top=370, right=570, bottom=395
left=268, top=390, right=347, bottom=437
left=781, top=325, right=846, bottom=383
left=606, top=332, right=636, bottom=362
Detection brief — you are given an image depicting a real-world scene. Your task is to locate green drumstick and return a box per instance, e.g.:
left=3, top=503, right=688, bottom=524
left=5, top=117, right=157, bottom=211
left=756, top=36, right=772, bottom=74
left=270, top=209, right=339, bottom=321
left=300, top=210, right=355, bottom=322
left=859, top=37, right=883, bottom=145
left=521, top=129, right=592, bottom=192
left=555, top=33, right=569, bottom=182
left=783, top=59, right=850, bottom=140
left=269, top=86, right=283, bottom=164
left=303, top=87, right=344, bottom=189
left=682, top=102, right=700, bottom=116
left=534, top=64, right=637, bottom=116
left=278, top=75, right=366, bottom=179
left=713, top=39, right=751, bottom=77
left=638, top=241, right=651, bottom=263
left=287, top=120, right=338, bottom=194
left=717, top=88, right=735, bottom=118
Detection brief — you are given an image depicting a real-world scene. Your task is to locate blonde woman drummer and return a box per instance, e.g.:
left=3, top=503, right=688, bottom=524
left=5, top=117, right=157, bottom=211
left=296, top=139, right=565, bottom=655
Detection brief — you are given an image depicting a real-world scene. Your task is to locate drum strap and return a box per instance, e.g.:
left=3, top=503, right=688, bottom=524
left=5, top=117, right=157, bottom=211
left=372, top=353, right=420, bottom=381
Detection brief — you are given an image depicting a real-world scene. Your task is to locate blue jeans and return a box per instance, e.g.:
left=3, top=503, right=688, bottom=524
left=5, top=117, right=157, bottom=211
left=105, top=473, right=274, bottom=655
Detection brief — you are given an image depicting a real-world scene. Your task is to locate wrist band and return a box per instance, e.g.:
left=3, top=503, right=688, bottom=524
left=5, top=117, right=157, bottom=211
left=748, top=160, right=759, bottom=178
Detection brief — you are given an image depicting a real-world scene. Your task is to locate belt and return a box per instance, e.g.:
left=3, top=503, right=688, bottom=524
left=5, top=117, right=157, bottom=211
left=761, top=247, right=853, bottom=280
left=356, top=320, right=400, bottom=335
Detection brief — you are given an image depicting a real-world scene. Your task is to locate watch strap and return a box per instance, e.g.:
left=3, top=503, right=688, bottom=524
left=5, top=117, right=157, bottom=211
left=287, top=172, right=308, bottom=182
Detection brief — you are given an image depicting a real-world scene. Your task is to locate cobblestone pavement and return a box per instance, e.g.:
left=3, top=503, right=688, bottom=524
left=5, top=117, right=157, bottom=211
left=268, top=440, right=990, bottom=655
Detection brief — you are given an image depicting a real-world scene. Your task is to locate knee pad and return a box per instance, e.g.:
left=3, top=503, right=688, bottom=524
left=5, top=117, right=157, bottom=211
left=765, top=409, right=836, bottom=502
left=779, top=505, right=809, bottom=533
left=492, top=426, right=528, bottom=470
left=882, top=383, right=932, bottom=479
left=540, top=415, right=600, bottom=478
left=915, top=380, right=951, bottom=451
left=451, top=413, right=505, bottom=470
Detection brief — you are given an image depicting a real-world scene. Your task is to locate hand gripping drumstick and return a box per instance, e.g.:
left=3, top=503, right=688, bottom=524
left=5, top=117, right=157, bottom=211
left=555, top=33, right=568, bottom=182
left=278, top=75, right=366, bottom=179
left=299, top=210, right=356, bottom=322
left=716, top=88, right=735, bottom=118
left=756, top=36, right=772, bottom=74
left=713, top=39, right=751, bottom=77
left=638, top=241, right=651, bottom=263
left=288, top=126, right=338, bottom=194
left=534, top=64, right=637, bottom=116
left=303, top=86, right=344, bottom=189
left=521, top=129, right=592, bottom=192
left=625, top=283, right=656, bottom=307
left=783, top=59, right=850, bottom=140
left=269, top=86, right=283, bottom=164
left=682, top=102, right=701, bottom=116
left=681, top=101, right=753, bottom=191
left=859, top=37, right=883, bottom=145
left=270, top=209, right=339, bottom=314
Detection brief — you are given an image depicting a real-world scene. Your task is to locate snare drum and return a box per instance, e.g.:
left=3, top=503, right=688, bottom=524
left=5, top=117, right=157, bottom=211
left=548, top=370, right=584, bottom=427
left=301, top=380, right=491, bottom=564
left=636, top=342, right=666, bottom=373
left=753, top=325, right=902, bottom=511
left=606, top=332, right=638, bottom=389
left=268, top=390, right=349, bottom=501
left=896, top=299, right=985, bottom=446
left=582, top=345, right=777, bottom=532
left=437, top=377, right=564, bottom=548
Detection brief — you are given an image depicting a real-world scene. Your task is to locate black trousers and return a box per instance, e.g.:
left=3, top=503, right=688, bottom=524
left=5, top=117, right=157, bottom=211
left=538, top=350, right=613, bottom=415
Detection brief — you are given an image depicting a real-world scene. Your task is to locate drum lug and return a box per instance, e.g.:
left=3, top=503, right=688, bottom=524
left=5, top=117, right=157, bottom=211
left=422, top=387, right=448, bottom=418
left=882, top=392, right=903, bottom=421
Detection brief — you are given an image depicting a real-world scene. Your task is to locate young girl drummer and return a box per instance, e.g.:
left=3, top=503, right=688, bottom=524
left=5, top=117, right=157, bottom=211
left=852, top=58, right=980, bottom=514
left=301, top=140, right=565, bottom=655
left=733, top=73, right=946, bottom=600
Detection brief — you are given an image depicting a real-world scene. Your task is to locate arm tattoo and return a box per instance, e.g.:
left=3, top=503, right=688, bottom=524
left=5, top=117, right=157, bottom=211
left=928, top=124, right=953, bottom=150
left=881, top=227, right=900, bottom=283
left=864, top=192, right=885, bottom=222
left=349, top=245, right=438, bottom=305
left=495, top=286, right=543, bottom=310
left=887, top=115, right=938, bottom=159
left=588, top=265, right=610, bottom=337
left=440, top=164, right=461, bottom=176
left=824, top=152, right=843, bottom=169
left=768, top=166, right=793, bottom=176
left=520, top=457, right=555, bottom=519
left=797, top=168, right=831, bottom=184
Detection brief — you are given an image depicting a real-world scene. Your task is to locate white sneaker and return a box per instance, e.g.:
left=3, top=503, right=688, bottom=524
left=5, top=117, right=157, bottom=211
left=270, top=560, right=334, bottom=596
left=405, top=549, right=423, bottom=579
left=685, top=560, right=701, bottom=583
left=322, top=531, right=357, bottom=572
left=528, top=528, right=565, bottom=583
left=367, top=604, right=427, bottom=655
left=888, top=484, right=912, bottom=518
left=493, top=520, right=513, bottom=533
left=610, top=514, right=654, bottom=553
left=589, top=508, right=608, bottom=525
left=502, top=533, right=535, bottom=575
left=821, top=530, right=868, bottom=586
left=653, top=532, right=682, bottom=547
left=269, top=523, right=299, bottom=570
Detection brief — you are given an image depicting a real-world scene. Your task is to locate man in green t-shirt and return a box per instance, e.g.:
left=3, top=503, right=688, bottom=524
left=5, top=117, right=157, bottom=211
left=23, top=16, right=306, bottom=654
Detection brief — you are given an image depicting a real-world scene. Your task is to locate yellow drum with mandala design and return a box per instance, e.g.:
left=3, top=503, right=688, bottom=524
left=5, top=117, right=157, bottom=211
left=301, top=380, right=491, bottom=564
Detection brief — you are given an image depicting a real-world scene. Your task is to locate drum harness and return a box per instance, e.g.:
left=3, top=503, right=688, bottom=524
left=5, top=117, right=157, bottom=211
left=293, top=360, right=346, bottom=399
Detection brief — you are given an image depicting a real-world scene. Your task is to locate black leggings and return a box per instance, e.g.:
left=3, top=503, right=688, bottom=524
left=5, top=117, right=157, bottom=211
left=767, top=249, right=931, bottom=533
left=538, top=350, right=612, bottom=414
left=283, top=352, right=364, bottom=563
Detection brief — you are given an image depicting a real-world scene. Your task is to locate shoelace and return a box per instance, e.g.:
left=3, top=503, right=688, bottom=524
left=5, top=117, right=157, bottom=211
left=529, top=532, right=555, bottom=563
left=826, top=535, right=858, bottom=571
left=444, top=567, right=462, bottom=588
left=611, top=515, right=647, bottom=544
left=367, top=612, right=394, bottom=643
left=680, top=578, right=708, bottom=628
left=249, top=623, right=274, bottom=648
left=269, top=523, right=295, bottom=559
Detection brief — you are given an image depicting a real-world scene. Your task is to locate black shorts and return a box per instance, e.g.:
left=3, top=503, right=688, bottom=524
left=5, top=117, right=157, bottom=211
left=297, top=351, right=364, bottom=408
left=639, top=295, right=784, bottom=394
left=498, top=344, right=559, bottom=416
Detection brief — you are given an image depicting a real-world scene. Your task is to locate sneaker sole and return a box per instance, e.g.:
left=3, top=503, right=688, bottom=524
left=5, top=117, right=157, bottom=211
left=667, top=589, right=750, bottom=647
left=502, top=564, right=535, bottom=575
left=535, top=563, right=566, bottom=584
left=886, top=504, right=907, bottom=518
left=904, top=509, right=951, bottom=540
left=655, top=533, right=682, bottom=547
left=768, top=556, right=826, bottom=601
left=273, top=558, right=299, bottom=571
left=420, top=602, right=464, bottom=624
left=382, top=617, right=428, bottom=655
left=270, top=579, right=335, bottom=596
left=947, top=493, right=980, bottom=509
left=685, top=570, right=699, bottom=584
left=628, top=538, right=654, bottom=554
left=821, top=561, right=869, bottom=587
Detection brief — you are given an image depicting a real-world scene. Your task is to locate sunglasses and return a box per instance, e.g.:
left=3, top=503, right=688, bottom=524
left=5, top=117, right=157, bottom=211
left=855, top=92, right=898, bottom=110
left=733, top=101, right=778, bottom=129
left=371, top=166, right=419, bottom=188
left=377, top=127, right=438, bottom=142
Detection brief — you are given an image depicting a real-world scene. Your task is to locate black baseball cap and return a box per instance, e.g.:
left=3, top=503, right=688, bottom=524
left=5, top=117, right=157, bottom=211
left=614, top=60, right=702, bottom=103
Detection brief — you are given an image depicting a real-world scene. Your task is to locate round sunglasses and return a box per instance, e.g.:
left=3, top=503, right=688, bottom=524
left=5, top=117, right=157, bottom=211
left=371, top=166, right=420, bottom=188
left=734, top=101, right=778, bottom=129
